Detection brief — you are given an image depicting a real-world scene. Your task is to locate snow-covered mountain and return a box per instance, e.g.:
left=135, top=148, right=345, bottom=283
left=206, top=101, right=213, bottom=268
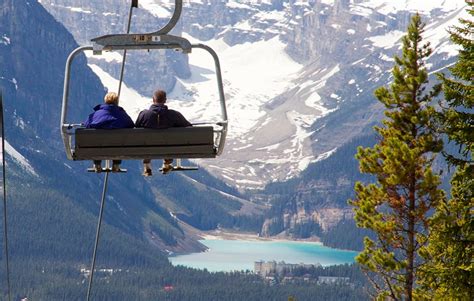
left=38, top=0, right=468, bottom=190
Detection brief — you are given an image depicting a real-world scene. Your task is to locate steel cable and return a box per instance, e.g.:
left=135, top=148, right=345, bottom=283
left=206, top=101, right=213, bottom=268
left=86, top=2, right=136, bottom=299
left=117, top=1, right=136, bottom=100
left=1, top=93, right=12, bottom=301
left=86, top=171, right=110, bottom=301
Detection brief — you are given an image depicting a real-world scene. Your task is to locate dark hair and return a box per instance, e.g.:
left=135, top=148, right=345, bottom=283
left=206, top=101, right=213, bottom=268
left=153, top=90, right=167, bottom=103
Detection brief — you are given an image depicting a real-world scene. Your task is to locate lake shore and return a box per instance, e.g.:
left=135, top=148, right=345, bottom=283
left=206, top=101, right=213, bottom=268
left=199, top=229, right=323, bottom=244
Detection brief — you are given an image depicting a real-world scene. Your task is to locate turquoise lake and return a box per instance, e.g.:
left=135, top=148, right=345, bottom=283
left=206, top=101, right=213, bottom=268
left=169, top=239, right=358, bottom=272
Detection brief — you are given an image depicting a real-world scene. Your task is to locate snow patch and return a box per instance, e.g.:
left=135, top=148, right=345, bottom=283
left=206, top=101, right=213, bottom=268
left=232, top=144, right=253, bottom=151
left=303, top=65, right=340, bottom=110
left=13, top=111, right=26, bottom=130
left=368, top=30, right=404, bottom=49
left=1, top=35, right=10, bottom=45
left=1, top=140, right=38, bottom=177
left=170, top=34, right=302, bottom=140
left=0, top=77, right=18, bottom=90
left=361, top=0, right=466, bottom=15
left=69, top=7, right=92, bottom=14
left=235, top=178, right=264, bottom=185
left=256, top=142, right=281, bottom=151
left=380, top=53, right=394, bottom=62
left=86, top=51, right=123, bottom=63
left=226, top=1, right=253, bottom=10
left=350, top=5, right=373, bottom=17
left=286, top=110, right=315, bottom=171
left=424, top=6, right=468, bottom=57
left=315, top=148, right=337, bottom=162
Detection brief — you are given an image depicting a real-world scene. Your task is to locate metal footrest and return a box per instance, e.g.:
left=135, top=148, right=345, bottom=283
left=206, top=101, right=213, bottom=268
left=158, top=166, right=198, bottom=173
left=87, top=168, right=128, bottom=173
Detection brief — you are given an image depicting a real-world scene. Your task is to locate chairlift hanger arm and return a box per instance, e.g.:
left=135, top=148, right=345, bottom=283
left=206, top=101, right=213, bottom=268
left=129, top=0, right=183, bottom=35
left=91, top=0, right=184, bottom=53
left=150, top=0, right=183, bottom=35
left=61, top=45, right=94, bottom=160
left=190, top=44, right=228, bottom=155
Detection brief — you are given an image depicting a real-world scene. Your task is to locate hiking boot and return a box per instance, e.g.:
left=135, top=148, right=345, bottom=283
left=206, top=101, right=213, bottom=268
left=161, top=163, right=173, bottom=175
left=111, top=163, right=121, bottom=173
left=143, top=168, right=153, bottom=177
left=93, top=163, right=102, bottom=173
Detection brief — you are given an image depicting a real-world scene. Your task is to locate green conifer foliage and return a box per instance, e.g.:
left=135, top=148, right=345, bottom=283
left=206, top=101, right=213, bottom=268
left=349, top=14, right=445, bottom=300
left=437, top=2, right=474, bottom=165
left=419, top=2, right=474, bottom=299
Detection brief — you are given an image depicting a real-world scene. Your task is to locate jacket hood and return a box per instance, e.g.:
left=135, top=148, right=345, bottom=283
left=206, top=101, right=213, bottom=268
left=150, top=104, right=168, bottom=115
left=94, top=104, right=123, bottom=111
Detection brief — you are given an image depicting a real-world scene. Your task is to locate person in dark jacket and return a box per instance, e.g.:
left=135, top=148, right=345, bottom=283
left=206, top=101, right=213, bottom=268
left=85, top=92, right=134, bottom=172
left=135, top=89, right=192, bottom=176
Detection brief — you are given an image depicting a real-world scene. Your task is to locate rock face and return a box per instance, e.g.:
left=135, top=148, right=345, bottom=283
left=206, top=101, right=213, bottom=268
left=0, top=0, right=103, bottom=145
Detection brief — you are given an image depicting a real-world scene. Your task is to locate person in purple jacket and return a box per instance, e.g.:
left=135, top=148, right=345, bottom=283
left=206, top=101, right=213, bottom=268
left=135, top=89, right=192, bottom=176
left=85, top=92, right=134, bottom=172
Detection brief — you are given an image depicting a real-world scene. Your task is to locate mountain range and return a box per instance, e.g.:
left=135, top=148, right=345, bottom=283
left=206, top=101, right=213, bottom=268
left=37, top=0, right=466, bottom=189
left=1, top=0, right=466, bottom=261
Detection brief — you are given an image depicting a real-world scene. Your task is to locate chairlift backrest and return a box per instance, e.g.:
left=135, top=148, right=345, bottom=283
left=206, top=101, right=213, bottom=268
left=74, top=127, right=216, bottom=160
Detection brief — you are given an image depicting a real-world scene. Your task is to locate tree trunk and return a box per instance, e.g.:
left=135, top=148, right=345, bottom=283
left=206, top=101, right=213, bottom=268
left=406, top=171, right=416, bottom=300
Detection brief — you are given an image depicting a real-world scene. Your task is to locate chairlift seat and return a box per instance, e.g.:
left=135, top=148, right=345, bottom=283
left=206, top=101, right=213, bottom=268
left=73, top=126, right=216, bottom=160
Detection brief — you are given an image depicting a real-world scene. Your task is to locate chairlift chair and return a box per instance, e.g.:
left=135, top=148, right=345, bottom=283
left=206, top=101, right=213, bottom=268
left=60, top=0, right=227, bottom=168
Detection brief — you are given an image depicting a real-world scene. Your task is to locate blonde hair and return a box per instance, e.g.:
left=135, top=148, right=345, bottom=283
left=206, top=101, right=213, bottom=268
left=104, top=92, right=119, bottom=105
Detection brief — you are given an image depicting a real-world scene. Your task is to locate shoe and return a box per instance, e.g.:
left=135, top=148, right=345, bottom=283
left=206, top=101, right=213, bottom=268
left=143, top=168, right=153, bottom=177
left=112, top=164, right=121, bottom=172
left=93, top=163, right=102, bottom=173
left=161, top=163, right=173, bottom=174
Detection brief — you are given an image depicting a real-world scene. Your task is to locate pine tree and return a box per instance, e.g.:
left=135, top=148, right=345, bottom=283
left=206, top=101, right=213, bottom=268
left=436, top=2, right=474, bottom=167
left=419, top=2, right=474, bottom=299
left=349, top=14, right=445, bottom=300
